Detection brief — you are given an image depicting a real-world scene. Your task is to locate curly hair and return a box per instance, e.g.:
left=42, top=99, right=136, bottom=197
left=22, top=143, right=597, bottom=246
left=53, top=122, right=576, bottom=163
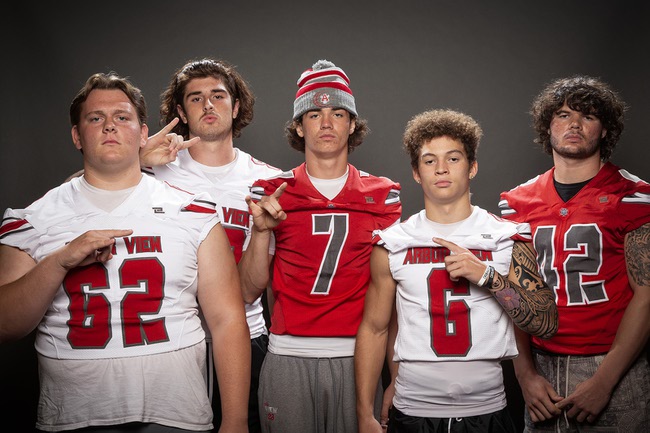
left=70, top=72, right=146, bottom=127
left=160, top=58, right=254, bottom=139
left=285, top=115, right=369, bottom=154
left=403, top=109, right=483, bottom=169
left=531, top=75, right=626, bottom=161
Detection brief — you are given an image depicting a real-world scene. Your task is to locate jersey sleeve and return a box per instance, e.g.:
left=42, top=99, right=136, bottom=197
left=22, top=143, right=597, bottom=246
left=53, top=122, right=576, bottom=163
left=1, top=208, right=40, bottom=257
left=617, top=172, right=650, bottom=233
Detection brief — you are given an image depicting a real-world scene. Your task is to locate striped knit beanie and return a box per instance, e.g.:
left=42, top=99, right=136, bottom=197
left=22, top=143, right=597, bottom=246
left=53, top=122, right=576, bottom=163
left=293, top=60, right=357, bottom=120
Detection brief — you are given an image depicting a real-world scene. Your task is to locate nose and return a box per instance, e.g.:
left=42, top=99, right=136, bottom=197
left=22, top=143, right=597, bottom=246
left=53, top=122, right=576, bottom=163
left=569, top=115, right=582, bottom=129
left=104, top=121, right=116, bottom=133
left=320, top=114, right=333, bottom=129
left=203, top=99, right=214, bottom=112
left=435, top=161, right=448, bottom=175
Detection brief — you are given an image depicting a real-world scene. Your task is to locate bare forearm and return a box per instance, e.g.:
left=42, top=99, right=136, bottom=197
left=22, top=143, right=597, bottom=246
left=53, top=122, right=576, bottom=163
left=0, top=254, right=67, bottom=342
left=239, top=229, right=272, bottom=303
left=355, top=324, right=388, bottom=419
left=512, top=326, right=538, bottom=380
left=211, top=319, right=251, bottom=428
left=593, top=293, right=650, bottom=392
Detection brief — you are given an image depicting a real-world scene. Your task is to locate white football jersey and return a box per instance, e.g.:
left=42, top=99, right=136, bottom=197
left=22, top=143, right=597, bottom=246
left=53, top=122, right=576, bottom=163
left=144, top=148, right=281, bottom=338
left=1, top=175, right=219, bottom=360
left=375, top=206, right=531, bottom=363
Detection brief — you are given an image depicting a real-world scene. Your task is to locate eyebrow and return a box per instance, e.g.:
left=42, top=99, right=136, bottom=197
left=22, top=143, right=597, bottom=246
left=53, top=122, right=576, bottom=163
left=85, top=109, right=132, bottom=117
left=421, top=149, right=464, bottom=158
left=186, top=88, right=228, bottom=98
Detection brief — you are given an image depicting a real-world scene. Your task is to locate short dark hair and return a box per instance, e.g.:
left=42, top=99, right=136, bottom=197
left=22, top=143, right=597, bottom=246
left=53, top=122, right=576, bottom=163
left=531, top=75, right=626, bottom=161
left=403, top=109, right=483, bottom=169
left=70, top=72, right=146, bottom=127
left=160, top=58, right=254, bottom=139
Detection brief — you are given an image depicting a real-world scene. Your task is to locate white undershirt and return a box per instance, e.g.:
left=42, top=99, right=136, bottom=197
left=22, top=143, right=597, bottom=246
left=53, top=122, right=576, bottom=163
left=307, top=168, right=349, bottom=200
left=192, top=152, right=238, bottom=184
left=79, top=175, right=137, bottom=212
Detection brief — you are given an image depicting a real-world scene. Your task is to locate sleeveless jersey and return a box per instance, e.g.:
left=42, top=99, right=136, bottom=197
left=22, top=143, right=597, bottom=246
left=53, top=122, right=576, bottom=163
left=144, top=148, right=281, bottom=339
left=250, top=163, right=401, bottom=337
left=0, top=175, right=219, bottom=360
left=375, top=207, right=531, bottom=362
left=499, top=162, right=650, bottom=354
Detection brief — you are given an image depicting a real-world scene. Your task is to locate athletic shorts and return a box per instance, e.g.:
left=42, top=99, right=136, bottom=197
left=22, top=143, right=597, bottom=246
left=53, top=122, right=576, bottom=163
left=388, top=406, right=516, bottom=433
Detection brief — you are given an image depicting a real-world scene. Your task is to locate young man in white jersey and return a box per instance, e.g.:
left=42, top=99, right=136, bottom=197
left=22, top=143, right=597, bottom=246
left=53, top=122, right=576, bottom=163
left=140, top=58, right=282, bottom=433
left=240, top=60, right=402, bottom=432
left=0, top=72, right=251, bottom=432
left=355, top=109, right=558, bottom=433
left=499, top=76, right=650, bottom=432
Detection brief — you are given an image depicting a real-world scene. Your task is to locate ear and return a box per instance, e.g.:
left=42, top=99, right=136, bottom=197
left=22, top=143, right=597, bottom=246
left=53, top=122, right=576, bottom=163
left=140, top=124, right=149, bottom=148
left=71, top=125, right=82, bottom=151
left=349, top=118, right=356, bottom=135
left=601, top=128, right=607, bottom=139
left=232, top=99, right=240, bottom=119
left=296, top=122, right=304, bottom=138
left=177, top=105, right=188, bottom=124
left=469, top=161, right=478, bottom=179
left=412, top=167, right=421, bottom=185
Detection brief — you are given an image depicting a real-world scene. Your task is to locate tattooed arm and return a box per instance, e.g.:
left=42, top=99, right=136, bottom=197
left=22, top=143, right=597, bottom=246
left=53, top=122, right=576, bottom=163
left=488, top=241, right=558, bottom=339
left=553, top=222, right=650, bottom=422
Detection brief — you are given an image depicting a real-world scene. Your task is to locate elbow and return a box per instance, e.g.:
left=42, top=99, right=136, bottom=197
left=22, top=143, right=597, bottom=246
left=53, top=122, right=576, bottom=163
left=241, top=281, right=264, bottom=304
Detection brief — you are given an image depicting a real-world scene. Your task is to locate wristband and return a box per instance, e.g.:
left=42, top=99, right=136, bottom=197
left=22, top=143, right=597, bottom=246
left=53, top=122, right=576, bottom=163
left=477, top=265, right=494, bottom=287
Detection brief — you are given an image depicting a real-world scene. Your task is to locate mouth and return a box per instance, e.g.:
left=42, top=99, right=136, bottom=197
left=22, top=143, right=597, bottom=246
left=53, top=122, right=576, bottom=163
left=435, top=180, right=452, bottom=187
left=564, top=133, right=583, bottom=141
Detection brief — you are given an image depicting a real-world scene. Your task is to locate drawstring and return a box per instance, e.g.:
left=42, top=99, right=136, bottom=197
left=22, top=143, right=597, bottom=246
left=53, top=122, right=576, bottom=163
left=553, top=354, right=571, bottom=432
left=447, top=417, right=463, bottom=433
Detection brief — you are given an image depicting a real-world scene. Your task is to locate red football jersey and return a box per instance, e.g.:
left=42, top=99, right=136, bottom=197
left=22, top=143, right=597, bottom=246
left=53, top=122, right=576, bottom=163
left=499, top=162, right=650, bottom=355
left=251, top=163, right=401, bottom=337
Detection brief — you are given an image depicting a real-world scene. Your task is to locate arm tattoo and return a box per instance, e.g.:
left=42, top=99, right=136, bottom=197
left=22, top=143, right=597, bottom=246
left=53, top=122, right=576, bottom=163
left=488, top=242, right=558, bottom=339
left=625, top=223, right=650, bottom=287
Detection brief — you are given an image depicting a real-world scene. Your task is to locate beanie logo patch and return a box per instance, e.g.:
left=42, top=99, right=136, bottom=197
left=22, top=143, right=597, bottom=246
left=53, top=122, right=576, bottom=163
left=313, top=92, right=331, bottom=107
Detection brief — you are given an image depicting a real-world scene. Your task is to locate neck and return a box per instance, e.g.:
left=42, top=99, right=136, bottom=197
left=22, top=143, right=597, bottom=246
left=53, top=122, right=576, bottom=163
left=82, top=164, right=142, bottom=190
left=424, top=195, right=472, bottom=224
left=304, top=151, right=349, bottom=179
left=188, top=137, right=236, bottom=167
left=552, top=152, right=603, bottom=183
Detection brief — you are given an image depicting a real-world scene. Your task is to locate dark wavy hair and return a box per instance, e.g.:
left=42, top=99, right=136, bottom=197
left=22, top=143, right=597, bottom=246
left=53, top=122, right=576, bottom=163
left=285, top=115, right=369, bottom=153
left=160, top=58, right=254, bottom=139
left=403, top=109, right=482, bottom=169
left=70, top=72, right=146, bottom=126
left=531, top=75, right=626, bottom=161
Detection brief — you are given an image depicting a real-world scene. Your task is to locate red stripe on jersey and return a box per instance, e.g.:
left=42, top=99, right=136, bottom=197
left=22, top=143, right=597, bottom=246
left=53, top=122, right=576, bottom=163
left=182, top=204, right=216, bottom=214
left=0, top=219, right=29, bottom=237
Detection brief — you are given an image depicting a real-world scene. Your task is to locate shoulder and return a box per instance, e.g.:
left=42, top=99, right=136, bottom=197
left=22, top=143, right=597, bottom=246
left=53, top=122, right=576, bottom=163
left=498, top=170, right=552, bottom=219
left=236, top=148, right=283, bottom=178
left=143, top=175, right=217, bottom=216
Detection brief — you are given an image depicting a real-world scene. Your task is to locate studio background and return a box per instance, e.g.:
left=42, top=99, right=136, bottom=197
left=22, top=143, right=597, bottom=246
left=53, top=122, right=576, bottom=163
left=1, top=1, right=648, bottom=431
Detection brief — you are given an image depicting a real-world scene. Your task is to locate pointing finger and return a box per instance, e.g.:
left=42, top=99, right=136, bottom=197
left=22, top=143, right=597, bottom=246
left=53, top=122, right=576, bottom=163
left=432, top=237, right=463, bottom=254
left=159, top=117, right=180, bottom=134
left=271, top=182, right=288, bottom=199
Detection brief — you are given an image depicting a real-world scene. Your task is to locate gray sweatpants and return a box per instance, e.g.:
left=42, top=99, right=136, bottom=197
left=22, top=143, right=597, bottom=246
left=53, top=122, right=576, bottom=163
left=258, top=353, right=382, bottom=433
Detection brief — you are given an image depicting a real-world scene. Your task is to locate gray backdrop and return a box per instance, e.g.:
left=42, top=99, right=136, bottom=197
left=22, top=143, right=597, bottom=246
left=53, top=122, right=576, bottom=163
left=1, top=1, right=649, bottom=431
